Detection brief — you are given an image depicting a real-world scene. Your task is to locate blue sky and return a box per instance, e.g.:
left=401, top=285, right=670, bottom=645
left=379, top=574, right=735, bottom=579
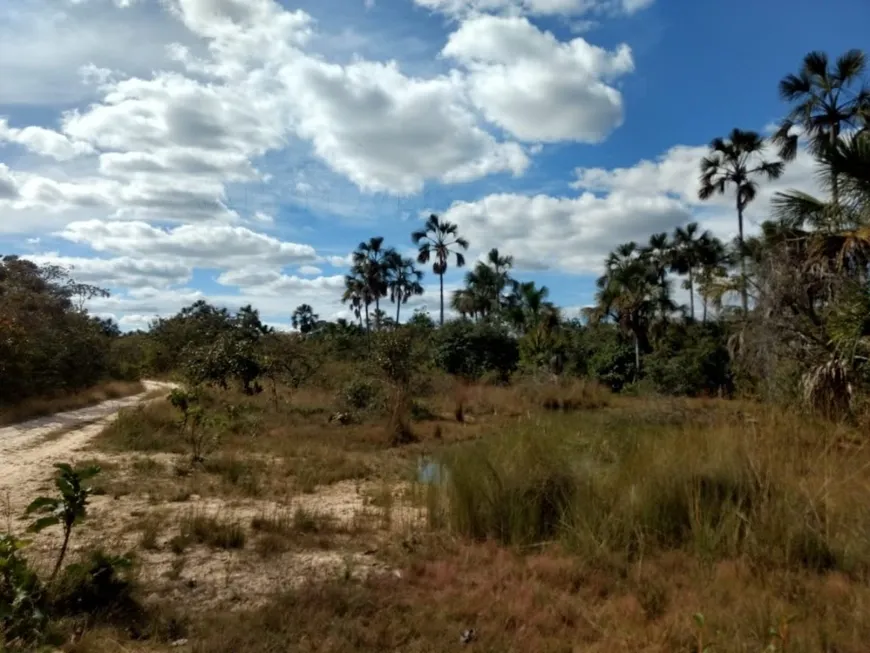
left=0, top=0, right=865, bottom=329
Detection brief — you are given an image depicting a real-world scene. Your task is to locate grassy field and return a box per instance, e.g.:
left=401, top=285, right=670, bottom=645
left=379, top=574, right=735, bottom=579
left=8, top=373, right=870, bottom=652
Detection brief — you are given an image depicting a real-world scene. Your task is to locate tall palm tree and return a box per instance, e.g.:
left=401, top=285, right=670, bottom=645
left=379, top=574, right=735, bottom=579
left=642, top=232, right=673, bottom=320
left=484, top=248, right=514, bottom=312
left=341, top=273, right=370, bottom=330
left=385, top=254, right=424, bottom=324
left=670, top=222, right=715, bottom=320
left=450, top=288, right=477, bottom=320
left=699, top=128, right=785, bottom=314
left=595, top=254, right=658, bottom=380
left=507, top=281, right=557, bottom=334
left=352, top=237, right=395, bottom=329
left=772, top=49, right=869, bottom=210
left=694, top=236, right=731, bottom=322
left=412, top=215, right=469, bottom=326
left=464, top=262, right=503, bottom=320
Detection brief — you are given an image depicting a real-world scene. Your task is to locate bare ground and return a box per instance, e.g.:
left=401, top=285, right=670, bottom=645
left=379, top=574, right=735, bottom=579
left=0, top=380, right=176, bottom=515
left=0, top=383, right=415, bottom=614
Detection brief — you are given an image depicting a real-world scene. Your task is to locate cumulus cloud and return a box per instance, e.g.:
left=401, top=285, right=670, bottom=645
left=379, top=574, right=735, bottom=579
left=0, top=119, right=95, bottom=161
left=443, top=192, right=689, bottom=273
left=0, top=164, right=19, bottom=200
left=443, top=15, right=632, bottom=143
left=26, top=254, right=191, bottom=288
left=444, top=142, right=824, bottom=275
left=298, top=265, right=323, bottom=275
left=56, top=220, right=317, bottom=268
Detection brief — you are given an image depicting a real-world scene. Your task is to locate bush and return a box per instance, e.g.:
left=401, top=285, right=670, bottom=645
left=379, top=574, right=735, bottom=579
left=433, top=320, right=519, bottom=382
left=0, top=535, right=48, bottom=648
left=53, top=551, right=137, bottom=621
left=338, top=377, right=385, bottom=413
left=644, top=323, right=732, bottom=397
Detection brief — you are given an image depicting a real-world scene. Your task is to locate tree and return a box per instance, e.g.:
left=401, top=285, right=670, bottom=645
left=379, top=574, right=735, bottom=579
left=593, top=243, right=659, bottom=380
left=695, top=238, right=733, bottom=322
left=699, top=128, right=785, bottom=314
left=483, top=248, right=514, bottom=312
left=670, top=222, right=715, bottom=320
left=342, top=272, right=371, bottom=330
left=772, top=49, right=869, bottom=211
left=291, top=304, right=319, bottom=334
left=385, top=254, right=424, bottom=324
left=642, top=232, right=673, bottom=321
left=412, top=214, right=469, bottom=326
left=352, top=237, right=394, bottom=329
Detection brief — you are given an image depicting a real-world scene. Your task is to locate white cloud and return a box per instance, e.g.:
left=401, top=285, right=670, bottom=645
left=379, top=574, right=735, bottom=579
left=443, top=15, right=632, bottom=143
left=284, top=57, right=529, bottom=193
left=444, top=191, right=689, bottom=273
left=56, top=220, right=317, bottom=267
left=298, top=264, right=323, bottom=275
left=413, top=0, right=651, bottom=18
left=444, top=142, right=824, bottom=276
left=26, top=253, right=191, bottom=288
left=0, top=164, right=19, bottom=200
left=0, top=119, right=95, bottom=161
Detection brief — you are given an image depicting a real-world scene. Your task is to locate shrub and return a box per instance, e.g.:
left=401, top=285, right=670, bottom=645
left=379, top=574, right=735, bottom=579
left=338, top=377, right=384, bottom=413
left=644, top=323, right=732, bottom=397
left=0, top=535, right=48, bottom=648
left=433, top=320, right=519, bottom=382
left=52, top=551, right=137, bottom=621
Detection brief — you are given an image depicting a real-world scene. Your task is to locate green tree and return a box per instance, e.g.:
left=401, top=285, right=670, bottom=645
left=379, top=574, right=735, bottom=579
left=593, top=243, right=659, bottom=379
left=412, top=214, right=469, bottom=326
left=385, top=254, right=424, bottom=324
left=699, top=128, right=785, bottom=314
left=642, top=232, right=674, bottom=321
left=670, top=222, right=715, bottom=320
left=352, top=237, right=395, bottom=329
left=342, top=272, right=371, bottom=330
left=772, top=49, right=869, bottom=211
left=291, top=303, right=319, bottom=334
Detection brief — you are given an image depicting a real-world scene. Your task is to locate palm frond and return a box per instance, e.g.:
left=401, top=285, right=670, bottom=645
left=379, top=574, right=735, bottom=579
left=834, top=48, right=866, bottom=84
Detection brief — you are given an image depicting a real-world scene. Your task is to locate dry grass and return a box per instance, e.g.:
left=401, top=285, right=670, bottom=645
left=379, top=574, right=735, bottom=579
left=0, top=380, right=145, bottom=426
left=187, top=538, right=870, bottom=653
left=60, top=376, right=870, bottom=653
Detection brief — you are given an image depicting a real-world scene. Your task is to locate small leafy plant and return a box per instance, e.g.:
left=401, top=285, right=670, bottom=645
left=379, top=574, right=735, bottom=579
left=168, top=387, right=217, bottom=464
left=26, top=463, right=101, bottom=583
left=0, top=534, right=48, bottom=648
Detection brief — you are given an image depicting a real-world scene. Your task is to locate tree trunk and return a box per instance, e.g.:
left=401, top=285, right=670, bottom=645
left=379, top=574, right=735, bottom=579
left=830, top=126, right=840, bottom=217
left=738, top=201, right=748, bottom=315
left=50, top=524, right=72, bottom=583
left=688, top=267, right=695, bottom=320
left=396, top=293, right=402, bottom=324
left=364, top=302, right=370, bottom=332
left=702, top=295, right=708, bottom=323
left=374, top=297, right=380, bottom=330
left=439, top=273, right=445, bottom=326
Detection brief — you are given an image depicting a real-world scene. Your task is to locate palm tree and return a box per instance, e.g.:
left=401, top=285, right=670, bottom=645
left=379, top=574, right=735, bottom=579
left=412, top=214, right=469, bottom=326
left=450, top=288, right=477, bottom=320
left=385, top=254, right=424, bottom=324
left=699, top=128, right=785, bottom=314
left=772, top=49, right=869, bottom=210
left=291, top=303, right=319, bottom=334
left=670, top=222, right=715, bottom=320
left=341, top=273, right=370, bottom=330
left=352, top=237, right=395, bottom=329
left=484, top=248, right=514, bottom=312
left=507, top=281, right=558, bottom=334
left=595, top=253, right=658, bottom=380
left=694, top=236, right=732, bottom=322
left=642, top=232, right=673, bottom=321
left=464, top=262, right=502, bottom=320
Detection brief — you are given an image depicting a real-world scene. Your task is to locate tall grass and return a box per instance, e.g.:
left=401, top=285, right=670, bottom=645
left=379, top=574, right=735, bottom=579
left=428, top=406, right=870, bottom=574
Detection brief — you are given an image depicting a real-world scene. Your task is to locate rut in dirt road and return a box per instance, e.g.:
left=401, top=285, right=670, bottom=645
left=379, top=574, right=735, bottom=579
left=0, top=380, right=176, bottom=514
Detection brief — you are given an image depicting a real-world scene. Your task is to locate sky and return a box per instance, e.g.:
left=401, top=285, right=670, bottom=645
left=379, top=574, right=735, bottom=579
left=0, top=0, right=867, bottom=330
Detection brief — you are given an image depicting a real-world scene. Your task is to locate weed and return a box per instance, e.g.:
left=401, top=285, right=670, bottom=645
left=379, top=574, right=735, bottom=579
left=178, top=512, right=246, bottom=550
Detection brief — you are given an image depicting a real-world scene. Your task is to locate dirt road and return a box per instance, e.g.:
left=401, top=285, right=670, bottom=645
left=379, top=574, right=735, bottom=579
left=0, top=380, right=175, bottom=514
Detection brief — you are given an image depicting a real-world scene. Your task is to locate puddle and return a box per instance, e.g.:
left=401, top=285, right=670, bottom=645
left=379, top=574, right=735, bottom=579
left=417, top=458, right=449, bottom=484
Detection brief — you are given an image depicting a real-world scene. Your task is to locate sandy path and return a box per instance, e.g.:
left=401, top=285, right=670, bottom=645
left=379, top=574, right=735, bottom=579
left=0, top=380, right=176, bottom=514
